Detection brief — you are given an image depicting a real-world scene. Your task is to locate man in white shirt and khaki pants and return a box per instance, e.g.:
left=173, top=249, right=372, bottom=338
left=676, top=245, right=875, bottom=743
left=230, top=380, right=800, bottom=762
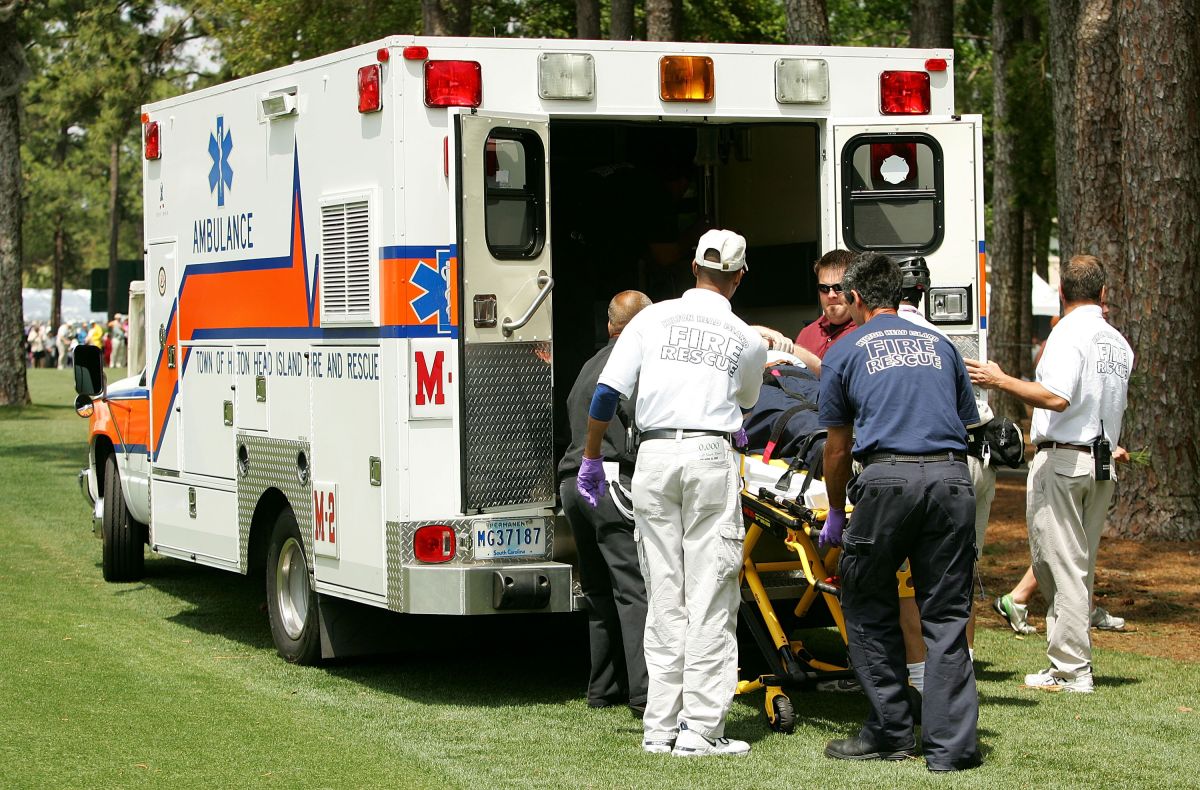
left=575, top=229, right=766, bottom=756
left=967, top=254, right=1133, bottom=693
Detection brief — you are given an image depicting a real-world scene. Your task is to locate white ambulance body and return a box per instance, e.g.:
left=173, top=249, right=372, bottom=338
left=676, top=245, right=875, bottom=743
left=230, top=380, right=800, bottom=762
left=85, top=35, right=986, bottom=662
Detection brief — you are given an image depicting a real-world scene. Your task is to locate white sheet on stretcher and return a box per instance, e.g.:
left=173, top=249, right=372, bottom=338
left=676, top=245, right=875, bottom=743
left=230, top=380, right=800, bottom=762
left=741, top=453, right=829, bottom=510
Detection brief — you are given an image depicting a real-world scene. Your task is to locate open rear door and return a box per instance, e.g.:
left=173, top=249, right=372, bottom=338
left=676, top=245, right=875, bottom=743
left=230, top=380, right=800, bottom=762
left=455, top=111, right=555, bottom=512
left=834, top=116, right=985, bottom=360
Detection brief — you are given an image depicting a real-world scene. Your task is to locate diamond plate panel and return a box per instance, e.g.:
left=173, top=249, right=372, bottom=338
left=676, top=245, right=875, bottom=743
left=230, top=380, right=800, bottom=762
left=386, top=521, right=406, bottom=612
left=462, top=341, right=555, bottom=510
left=237, top=434, right=312, bottom=574
left=950, top=334, right=980, bottom=361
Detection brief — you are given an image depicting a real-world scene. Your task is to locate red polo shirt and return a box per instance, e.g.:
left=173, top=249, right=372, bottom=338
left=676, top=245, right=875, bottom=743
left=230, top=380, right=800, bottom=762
left=795, top=315, right=858, bottom=359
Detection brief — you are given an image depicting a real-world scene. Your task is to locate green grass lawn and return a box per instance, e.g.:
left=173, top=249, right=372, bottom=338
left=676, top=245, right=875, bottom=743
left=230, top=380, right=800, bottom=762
left=2, top=369, right=1197, bottom=789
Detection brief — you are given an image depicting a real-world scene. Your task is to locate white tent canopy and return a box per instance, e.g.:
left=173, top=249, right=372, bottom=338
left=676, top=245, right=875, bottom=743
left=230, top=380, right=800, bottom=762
left=22, top=289, right=108, bottom=325
left=986, top=273, right=1060, bottom=317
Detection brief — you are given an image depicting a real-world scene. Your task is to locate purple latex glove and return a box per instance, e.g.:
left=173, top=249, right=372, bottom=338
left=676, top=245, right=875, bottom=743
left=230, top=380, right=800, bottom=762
left=732, top=427, right=749, bottom=451
left=576, top=456, right=607, bottom=508
left=819, top=508, right=846, bottom=549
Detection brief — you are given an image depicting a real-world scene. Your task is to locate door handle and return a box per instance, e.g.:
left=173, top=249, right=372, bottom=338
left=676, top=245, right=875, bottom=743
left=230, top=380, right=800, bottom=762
left=502, top=272, right=554, bottom=337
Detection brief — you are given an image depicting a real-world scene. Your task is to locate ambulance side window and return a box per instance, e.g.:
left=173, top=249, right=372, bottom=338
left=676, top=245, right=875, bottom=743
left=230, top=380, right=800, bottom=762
left=841, top=134, right=943, bottom=254
left=485, top=130, right=546, bottom=259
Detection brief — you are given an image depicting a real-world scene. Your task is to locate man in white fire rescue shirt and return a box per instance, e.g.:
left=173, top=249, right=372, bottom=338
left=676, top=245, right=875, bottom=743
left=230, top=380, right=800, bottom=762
left=967, top=254, right=1132, bottom=693
left=577, top=228, right=766, bottom=757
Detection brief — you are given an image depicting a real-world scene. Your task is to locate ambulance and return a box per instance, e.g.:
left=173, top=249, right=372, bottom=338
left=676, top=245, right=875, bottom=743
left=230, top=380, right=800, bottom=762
left=74, top=35, right=987, bottom=664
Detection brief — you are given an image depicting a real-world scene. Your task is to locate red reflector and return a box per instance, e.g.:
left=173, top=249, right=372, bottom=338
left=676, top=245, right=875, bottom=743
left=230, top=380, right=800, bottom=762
left=358, top=64, right=382, bottom=113
left=377, top=47, right=390, bottom=63
left=143, top=121, right=161, bottom=160
left=403, top=46, right=429, bottom=61
left=414, top=525, right=457, bottom=564
left=924, top=58, right=947, bottom=72
left=880, top=71, right=930, bottom=115
left=870, top=142, right=917, bottom=188
left=425, top=60, right=482, bottom=107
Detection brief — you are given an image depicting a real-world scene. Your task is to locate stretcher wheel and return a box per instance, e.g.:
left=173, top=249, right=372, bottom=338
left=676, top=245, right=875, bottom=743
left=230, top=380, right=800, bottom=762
left=768, top=694, right=796, bottom=734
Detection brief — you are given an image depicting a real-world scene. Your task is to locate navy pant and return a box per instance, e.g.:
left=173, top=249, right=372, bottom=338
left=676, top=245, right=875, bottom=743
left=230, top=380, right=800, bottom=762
left=560, top=478, right=649, bottom=708
left=840, top=459, right=980, bottom=770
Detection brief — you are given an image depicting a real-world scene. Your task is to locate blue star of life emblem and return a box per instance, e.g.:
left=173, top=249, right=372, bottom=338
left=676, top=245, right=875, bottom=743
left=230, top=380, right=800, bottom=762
left=208, top=116, right=234, bottom=207
left=410, top=250, right=453, bottom=335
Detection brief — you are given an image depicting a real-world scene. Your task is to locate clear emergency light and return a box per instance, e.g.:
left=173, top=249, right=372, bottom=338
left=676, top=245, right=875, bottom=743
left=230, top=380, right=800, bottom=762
left=260, top=91, right=297, bottom=120
left=143, top=120, right=161, bottom=160
left=660, top=56, right=714, bottom=102
left=880, top=71, right=931, bottom=115
left=413, top=524, right=457, bottom=563
left=358, top=64, right=382, bottom=113
left=538, top=53, right=595, bottom=100
left=425, top=60, right=482, bottom=108
left=775, top=58, right=829, bottom=104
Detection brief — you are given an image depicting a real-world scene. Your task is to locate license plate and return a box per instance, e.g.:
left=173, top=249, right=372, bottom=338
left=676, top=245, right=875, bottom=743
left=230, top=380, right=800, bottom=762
left=472, top=518, right=545, bottom=560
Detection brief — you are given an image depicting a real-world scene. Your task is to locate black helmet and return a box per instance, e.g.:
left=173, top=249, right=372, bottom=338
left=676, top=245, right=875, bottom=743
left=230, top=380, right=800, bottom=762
left=896, top=255, right=931, bottom=293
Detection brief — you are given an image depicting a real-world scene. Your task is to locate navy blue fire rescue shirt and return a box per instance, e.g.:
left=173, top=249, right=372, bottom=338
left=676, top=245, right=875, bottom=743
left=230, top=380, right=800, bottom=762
left=818, top=313, right=979, bottom=457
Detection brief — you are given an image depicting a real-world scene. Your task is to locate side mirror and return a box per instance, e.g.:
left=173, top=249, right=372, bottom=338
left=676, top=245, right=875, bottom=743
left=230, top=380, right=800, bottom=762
left=73, top=345, right=104, bottom=396
left=74, top=393, right=95, bottom=418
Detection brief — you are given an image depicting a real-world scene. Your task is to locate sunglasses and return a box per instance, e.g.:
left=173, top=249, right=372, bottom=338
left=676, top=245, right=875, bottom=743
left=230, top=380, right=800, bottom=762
left=817, top=283, right=845, bottom=294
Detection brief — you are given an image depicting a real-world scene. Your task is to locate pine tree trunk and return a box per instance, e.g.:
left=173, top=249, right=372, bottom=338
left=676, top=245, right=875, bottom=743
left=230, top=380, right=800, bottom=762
left=51, top=218, right=64, bottom=331
left=784, top=0, right=831, bottom=46
left=107, top=140, right=120, bottom=320
left=1108, top=0, right=1200, bottom=539
left=989, top=0, right=1028, bottom=420
left=576, top=0, right=600, bottom=39
left=422, top=0, right=452, bottom=35
left=0, top=12, right=29, bottom=406
left=910, top=0, right=954, bottom=49
left=646, top=0, right=679, bottom=41
left=610, top=0, right=634, bottom=40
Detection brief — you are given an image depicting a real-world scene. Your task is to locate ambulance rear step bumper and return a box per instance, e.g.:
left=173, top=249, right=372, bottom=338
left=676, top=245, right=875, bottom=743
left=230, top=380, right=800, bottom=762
left=405, top=562, right=573, bottom=615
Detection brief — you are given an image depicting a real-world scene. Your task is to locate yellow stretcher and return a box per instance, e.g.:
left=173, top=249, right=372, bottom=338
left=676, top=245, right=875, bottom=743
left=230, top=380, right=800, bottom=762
left=734, top=483, right=915, bottom=733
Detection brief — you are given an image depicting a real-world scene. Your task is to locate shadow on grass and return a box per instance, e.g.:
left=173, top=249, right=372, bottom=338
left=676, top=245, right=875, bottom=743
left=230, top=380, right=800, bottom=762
left=138, top=554, right=590, bottom=706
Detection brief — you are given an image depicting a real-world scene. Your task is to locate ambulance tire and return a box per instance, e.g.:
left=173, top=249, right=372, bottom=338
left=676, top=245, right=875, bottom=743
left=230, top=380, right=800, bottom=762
left=266, top=508, right=321, bottom=665
left=101, top=455, right=144, bottom=582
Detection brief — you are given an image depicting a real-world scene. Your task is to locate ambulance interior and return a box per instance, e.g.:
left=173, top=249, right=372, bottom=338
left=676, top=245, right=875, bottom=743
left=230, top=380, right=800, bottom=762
left=547, top=121, right=822, bottom=461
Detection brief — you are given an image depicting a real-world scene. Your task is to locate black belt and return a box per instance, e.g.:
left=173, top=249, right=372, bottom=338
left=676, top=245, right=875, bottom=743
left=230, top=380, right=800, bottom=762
left=864, top=451, right=966, bottom=466
left=639, top=429, right=731, bottom=442
left=1037, top=441, right=1091, bottom=453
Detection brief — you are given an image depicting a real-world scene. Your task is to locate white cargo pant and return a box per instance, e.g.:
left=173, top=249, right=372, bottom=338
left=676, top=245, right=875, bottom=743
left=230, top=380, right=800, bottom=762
left=1027, top=448, right=1114, bottom=675
left=632, top=434, right=743, bottom=741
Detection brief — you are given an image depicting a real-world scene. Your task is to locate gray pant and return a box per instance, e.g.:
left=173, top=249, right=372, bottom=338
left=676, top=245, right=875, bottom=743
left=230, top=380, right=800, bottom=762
left=1027, top=448, right=1114, bottom=675
left=967, top=454, right=996, bottom=558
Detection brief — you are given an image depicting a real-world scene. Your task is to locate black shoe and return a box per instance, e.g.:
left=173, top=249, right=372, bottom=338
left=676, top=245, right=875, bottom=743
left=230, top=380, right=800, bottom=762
left=824, top=735, right=918, bottom=761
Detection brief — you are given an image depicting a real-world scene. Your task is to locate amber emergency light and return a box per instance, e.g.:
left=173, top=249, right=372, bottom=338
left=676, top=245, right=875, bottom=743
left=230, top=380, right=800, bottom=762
left=660, top=56, right=714, bottom=102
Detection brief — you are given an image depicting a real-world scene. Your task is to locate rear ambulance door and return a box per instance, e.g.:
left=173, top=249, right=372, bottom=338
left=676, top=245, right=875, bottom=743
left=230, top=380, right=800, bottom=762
left=455, top=111, right=555, bottom=513
left=146, top=240, right=181, bottom=472
left=834, top=116, right=985, bottom=359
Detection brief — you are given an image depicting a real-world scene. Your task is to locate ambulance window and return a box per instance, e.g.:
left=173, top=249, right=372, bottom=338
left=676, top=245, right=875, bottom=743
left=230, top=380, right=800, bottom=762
left=841, top=134, right=943, bottom=253
left=485, top=129, right=545, bottom=258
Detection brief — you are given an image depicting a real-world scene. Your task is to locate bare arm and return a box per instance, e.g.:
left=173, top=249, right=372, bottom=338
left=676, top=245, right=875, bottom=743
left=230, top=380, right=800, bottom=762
left=964, top=358, right=1068, bottom=412
left=750, top=325, right=822, bottom=375
left=583, top=417, right=611, bottom=460
left=823, top=424, right=854, bottom=510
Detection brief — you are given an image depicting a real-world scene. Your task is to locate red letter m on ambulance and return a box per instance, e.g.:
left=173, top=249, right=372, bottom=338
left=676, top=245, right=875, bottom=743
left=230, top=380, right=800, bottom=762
left=415, top=350, right=445, bottom=405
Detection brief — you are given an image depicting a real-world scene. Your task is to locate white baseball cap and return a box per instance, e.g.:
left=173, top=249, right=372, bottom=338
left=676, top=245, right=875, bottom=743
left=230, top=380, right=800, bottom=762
left=694, top=228, right=748, bottom=272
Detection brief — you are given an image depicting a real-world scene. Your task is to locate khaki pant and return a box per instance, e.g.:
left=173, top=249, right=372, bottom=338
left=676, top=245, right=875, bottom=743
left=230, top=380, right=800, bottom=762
left=1027, top=448, right=1114, bottom=675
left=632, top=435, right=743, bottom=741
left=967, top=455, right=996, bottom=558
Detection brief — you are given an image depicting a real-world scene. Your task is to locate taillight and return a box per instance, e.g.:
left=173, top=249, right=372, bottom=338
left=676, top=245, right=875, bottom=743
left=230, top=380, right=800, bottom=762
left=358, top=64, right=382, bottom=113
left=144, top=121, right=161, bottom=160
left=880, top=71, right=930, bottom=115
left=424, top=60, right=482, bottom=108
left=413, top=524, right=457, bottom=563
left=870, top=142, right=917, bottom=188
left=924, top=58, right=948, bottom=72
left=660, top=56, right=714, bottom=102
left=403, top=46, right=429, bottom=61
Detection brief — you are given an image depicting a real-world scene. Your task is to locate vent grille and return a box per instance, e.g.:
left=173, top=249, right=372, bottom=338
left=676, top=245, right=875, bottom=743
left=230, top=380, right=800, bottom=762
left=320, top=199, right=373, bottom=323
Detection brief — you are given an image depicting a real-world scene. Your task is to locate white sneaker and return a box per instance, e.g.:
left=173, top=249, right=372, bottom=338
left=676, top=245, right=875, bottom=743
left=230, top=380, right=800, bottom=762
left=1091, top=606, right=1126, bottom=631
left=642, top=737, right=676, bottom=754
left=671, top=723, right=751, bottom=757
left=1023, top=667, right=1094, bottom=693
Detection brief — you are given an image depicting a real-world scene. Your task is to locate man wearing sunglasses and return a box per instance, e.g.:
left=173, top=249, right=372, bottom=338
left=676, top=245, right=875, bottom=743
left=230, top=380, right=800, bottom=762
left=794, top=249, right=858, bottom=377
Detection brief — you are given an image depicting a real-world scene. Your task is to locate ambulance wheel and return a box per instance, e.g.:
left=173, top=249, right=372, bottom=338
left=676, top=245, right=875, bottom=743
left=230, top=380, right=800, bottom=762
left=266, top=509, right=321, bottom=665
left=769, top=695, right=796, bottom=734
left=101, top=455, right=144, bottom=582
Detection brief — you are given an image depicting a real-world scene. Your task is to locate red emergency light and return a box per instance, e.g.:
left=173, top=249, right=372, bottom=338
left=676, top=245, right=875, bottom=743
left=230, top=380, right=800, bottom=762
left=424, top=60, right=482, bottom=108
left=358, top=64, right=382, bottom=113
left=403, top=46, right=429, bottom=61
left=413, top=524, right=457, bottom=563
left=924, top=58, right=948, bottom=72
left=880, top=70, right=931, bottom=115
left=143, top=121, right=161, bottom=160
